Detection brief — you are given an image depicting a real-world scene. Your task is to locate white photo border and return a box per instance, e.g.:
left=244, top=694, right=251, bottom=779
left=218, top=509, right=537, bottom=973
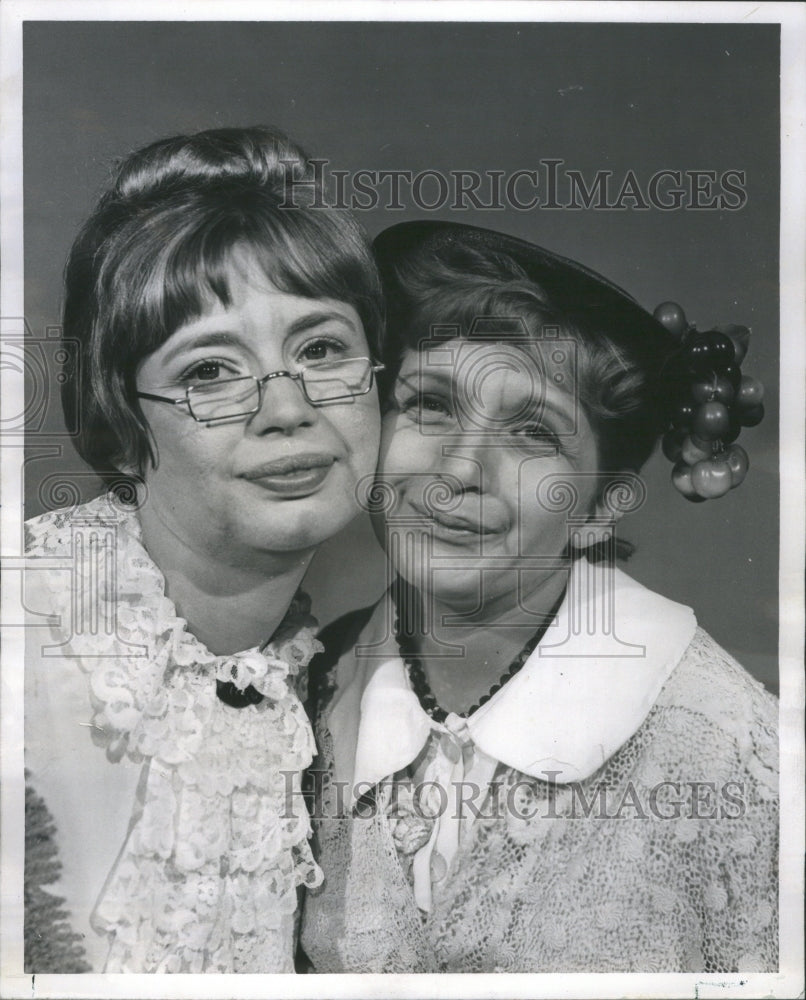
left=1, top=2, right=803, bottom=998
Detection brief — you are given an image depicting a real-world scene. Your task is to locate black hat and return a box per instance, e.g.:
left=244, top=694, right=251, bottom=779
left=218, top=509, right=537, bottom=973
left=372, top=219, right=675, bottom=364
left=372, top=220, right=764, bottom=502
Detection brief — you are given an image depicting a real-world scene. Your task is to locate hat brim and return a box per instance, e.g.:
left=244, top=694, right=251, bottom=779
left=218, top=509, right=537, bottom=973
left=372, top=220, right=671, bottom=354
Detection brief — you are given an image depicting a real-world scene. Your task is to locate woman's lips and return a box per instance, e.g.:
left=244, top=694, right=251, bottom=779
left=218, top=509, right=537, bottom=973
left=408, top=499, right=500, bottom=538
left=241, top=453, right=335, bottom=496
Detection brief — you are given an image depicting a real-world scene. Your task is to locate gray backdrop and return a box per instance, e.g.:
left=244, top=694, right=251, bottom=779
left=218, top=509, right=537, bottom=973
left=23, top=21, right=779, bottom=690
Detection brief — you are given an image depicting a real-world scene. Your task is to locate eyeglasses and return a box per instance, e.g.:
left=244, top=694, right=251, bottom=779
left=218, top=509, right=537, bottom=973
left=137, top=357, right=384, bottom=424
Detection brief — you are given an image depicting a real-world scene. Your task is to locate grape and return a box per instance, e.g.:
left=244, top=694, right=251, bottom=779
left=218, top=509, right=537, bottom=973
left=653, top=301, right=688, bottom=339
left=672, top=400, right=697, bottom=430
left=722, top=363, right=742, bottom=391
left=714, top=376, right=736, bottom=405
left=736, top=375, right=764, bottom=409
left=739, top=402, right=765, bottom=427
left=723, top=416, right=742, bottom=444
left=701, top=375, right=735, bottom=406
left=662, top=429, right=685, bottom=462
left=683, top=331, right=736, bottom=374
left=691, top=458, right=733, bottom=499
left=672, top=461, right=699, bottom=498
left=726, top=444, right=749, bottom=488
left=683, top=334, right=713, bottom=373
left=681, top=434, right=714, bottom=465
left=693, top=400, right=730, bottom=440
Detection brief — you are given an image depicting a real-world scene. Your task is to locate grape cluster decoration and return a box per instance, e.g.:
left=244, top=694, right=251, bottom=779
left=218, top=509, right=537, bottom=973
left=653, top=301, right=765, bottom=502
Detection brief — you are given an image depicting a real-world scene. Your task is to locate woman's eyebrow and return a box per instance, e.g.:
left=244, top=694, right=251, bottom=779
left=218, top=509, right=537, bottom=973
left=159, top=311, right=359, bottom=366
left=524, top=397, right=578, bottom=432
left=413, top=367, right=577, bottom=430
left=286, top=311, right=358, bottom=336
left=400, top=366, right=452, bottom=385
left=161, top=331, right=247, bottom=365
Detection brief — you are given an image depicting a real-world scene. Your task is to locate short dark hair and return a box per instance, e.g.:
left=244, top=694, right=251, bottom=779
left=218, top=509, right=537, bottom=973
left=374, top=223, right=678, bottom=477
left=62, top=126, right=383, bottom=480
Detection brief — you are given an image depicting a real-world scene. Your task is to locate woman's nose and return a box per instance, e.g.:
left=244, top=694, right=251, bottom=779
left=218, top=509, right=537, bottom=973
left=439, top=440, right=488, bottom=493
left=247, top=373, right=318, bottom=435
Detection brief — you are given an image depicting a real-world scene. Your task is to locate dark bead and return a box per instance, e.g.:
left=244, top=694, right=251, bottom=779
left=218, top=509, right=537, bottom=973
left=682, top=333, right=712, bottom=372
left=683, top=331, right=735, bottom=374
left=398, top=588, right=564, bottom=721
left=739, top=402, right=765, bottom=428
left=662, top=429, right=685, bottom=462
left=737, top=375, right=765, bottom=409
left=723, top=416, right=742, bottom=444
left=722, top=363, right=742, bottom=391
left=693, top=400, right=730, bottom=441
left=216, top=680, right=264, bottom=708
left=704, top=331, right=736, bottom=367
left=672, top=401, right=697, bottom=430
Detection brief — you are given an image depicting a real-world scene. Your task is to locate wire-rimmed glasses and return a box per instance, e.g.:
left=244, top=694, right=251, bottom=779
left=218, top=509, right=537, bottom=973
left=137, top=357, right=384, bottom=423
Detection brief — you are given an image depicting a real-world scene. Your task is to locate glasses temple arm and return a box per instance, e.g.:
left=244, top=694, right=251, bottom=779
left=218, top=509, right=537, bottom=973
left=136, top=391, right=189, bottom=406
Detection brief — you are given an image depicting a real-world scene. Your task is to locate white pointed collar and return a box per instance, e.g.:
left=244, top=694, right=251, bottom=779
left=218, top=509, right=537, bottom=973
left=326, top=559, right=696, bottom=801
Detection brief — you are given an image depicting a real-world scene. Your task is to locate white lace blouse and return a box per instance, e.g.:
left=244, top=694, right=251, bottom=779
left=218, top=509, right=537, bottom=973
left=301, top=561, right=779, bottom=973
left=24, top=493, right=323, bottom=973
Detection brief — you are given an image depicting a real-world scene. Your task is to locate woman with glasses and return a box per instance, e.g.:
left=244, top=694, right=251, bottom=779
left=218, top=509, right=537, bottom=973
left=23, top=126, right=383, bottom=973
left=300, top=221, right=778, bottom=973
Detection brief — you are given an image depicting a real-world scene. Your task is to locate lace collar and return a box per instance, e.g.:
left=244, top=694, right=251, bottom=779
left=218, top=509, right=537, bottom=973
left=326, top=558, right=697, bottom=800
left=25, top=493, right=324, bottom=972
left=26, top=492, right=323, bottom=759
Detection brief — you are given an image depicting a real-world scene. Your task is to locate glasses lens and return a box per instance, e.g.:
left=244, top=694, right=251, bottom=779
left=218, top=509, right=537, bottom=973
left=187, top=377, right=259, bottom=421
left=302, top=358, right=372, bottom=402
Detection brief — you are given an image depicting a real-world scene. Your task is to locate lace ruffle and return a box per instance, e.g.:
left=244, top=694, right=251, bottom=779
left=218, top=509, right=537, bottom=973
left=26, top=494, right=323, bottom=972
left=302, top=626, right=779, bottom=973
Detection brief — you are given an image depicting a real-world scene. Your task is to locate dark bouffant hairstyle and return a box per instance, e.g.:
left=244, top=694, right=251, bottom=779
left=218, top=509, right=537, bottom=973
left=62, top=126, right=383, bottom=480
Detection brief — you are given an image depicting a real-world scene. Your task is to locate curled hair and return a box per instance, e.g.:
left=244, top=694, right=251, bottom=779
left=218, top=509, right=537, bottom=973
left=62, top=126, right=383, bottom=481
left=380, top=242, right=674, bottom=477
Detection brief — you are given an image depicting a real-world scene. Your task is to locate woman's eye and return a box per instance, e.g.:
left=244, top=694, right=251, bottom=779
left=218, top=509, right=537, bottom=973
left=185, top=361, right=224, bottom=382
left=511, top=425, right=561, bottom=448
left=177, top=358, right=243, bottom=384
left=298, top=338, right=344, bottom=365
left=400, top=393, right=452, bottom=422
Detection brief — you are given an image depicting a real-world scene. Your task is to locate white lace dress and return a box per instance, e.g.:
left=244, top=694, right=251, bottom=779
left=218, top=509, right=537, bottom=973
left=24, top=493, right=323, bottom=973
left=300, top=565, right=779, bottom=973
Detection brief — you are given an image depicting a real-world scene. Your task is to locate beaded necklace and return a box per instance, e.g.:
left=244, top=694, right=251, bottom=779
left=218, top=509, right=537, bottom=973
left=393, top=579, right=565, bottom=724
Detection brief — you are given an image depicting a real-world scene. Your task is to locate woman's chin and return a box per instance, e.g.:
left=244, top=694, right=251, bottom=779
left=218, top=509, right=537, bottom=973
left=252, top=501, right=359, bottom=554
left=393, top=567, right=482, bottom=614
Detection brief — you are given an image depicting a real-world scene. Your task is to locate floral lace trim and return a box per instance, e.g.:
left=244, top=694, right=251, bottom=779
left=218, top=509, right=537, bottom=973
left=26, top=494, right=324, bottom=972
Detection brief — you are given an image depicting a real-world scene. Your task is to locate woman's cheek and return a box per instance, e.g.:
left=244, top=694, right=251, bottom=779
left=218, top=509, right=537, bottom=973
left=347, top=397, right=382, bottom=476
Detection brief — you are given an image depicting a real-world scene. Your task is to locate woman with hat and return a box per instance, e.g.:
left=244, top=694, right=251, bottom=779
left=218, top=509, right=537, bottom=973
left=300, top=221, right=777, bottom=973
